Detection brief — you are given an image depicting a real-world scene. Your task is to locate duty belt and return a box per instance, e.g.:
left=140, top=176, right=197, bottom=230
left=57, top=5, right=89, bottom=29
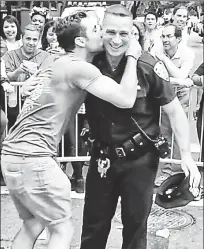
left=94, top=133, right=156, bottom=162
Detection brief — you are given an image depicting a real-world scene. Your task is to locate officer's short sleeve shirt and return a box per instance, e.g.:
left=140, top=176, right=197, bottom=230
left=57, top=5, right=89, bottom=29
left=86, top=52, right=176, bottom=144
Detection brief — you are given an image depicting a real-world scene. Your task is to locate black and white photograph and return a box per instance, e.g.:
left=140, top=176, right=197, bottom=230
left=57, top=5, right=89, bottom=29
left=0, top=1, right=203, bottom=249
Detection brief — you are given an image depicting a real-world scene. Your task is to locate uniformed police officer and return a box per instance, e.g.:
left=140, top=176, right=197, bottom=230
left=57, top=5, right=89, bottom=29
left=80, top=5, right=201, bottom=249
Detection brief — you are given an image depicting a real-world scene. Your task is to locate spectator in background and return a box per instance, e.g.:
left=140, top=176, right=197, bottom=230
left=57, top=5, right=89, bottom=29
left=0, top=15, right=22, bottom=56
left=61, top=114, right=87, bottom=193
left=30, top=6, right=49, bottom=48
left=0, top=58, right=9, bottom=186
left=187, top=9, right=199, bottom=35
left=3, top=24, right=51, bottom=128
left=143, top=10, right=163, bottom=54
left=197, top=12, right=204, bottom=43
left=171, top=5, right=189, bottom=45
left=163, top=9, right=172, bottom=26
left=132, top=21, right=144, bottom=48
left=192, top=62, right=204, bottom=161
left=41, top=20, right=65, bottom=55
left=154, top=23, right=195, bottom=186
left=0, top=59, right=9, bottom=145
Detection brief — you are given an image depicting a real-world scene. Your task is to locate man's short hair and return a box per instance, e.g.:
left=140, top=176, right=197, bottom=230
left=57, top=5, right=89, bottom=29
left=104, top=4, right=133, bottom=19
left=173, top=5, right=188, bottom=16
left=144, top=10, right=158, bottom=21
left=22, top=24, right=40, bottom=36
left=163, top=23, right=182, bottom=38
left=54, top=16, right=86, bottom=52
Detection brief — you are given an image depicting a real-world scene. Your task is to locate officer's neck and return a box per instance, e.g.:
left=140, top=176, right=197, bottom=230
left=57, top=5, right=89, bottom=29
left=106, top=52, right=124, bottom=71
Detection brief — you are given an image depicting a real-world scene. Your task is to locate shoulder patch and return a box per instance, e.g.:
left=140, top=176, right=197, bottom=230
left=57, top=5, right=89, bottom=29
left=154, top=61, right=170, bottom=81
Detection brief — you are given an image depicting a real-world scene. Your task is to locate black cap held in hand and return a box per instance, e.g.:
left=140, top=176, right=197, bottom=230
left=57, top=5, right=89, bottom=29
left=155, top=173, right=195, bottom=209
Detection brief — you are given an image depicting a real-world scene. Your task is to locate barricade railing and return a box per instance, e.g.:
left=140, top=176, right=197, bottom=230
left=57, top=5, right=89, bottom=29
left=3, top=82, right=204, bottom=167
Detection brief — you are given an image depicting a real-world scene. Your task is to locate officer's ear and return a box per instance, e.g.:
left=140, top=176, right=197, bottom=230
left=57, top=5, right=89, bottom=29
left=75, top=37, right=86, bottom=48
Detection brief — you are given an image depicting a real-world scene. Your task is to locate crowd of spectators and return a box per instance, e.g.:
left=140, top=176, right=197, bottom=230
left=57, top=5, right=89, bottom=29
left=0, top=3, right=203, bottom=189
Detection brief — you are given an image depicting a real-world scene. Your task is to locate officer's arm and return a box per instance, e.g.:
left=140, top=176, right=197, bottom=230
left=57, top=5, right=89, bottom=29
left=162, top=97, right=191, bottom=157
left=162, top=97, right=201, bottom=190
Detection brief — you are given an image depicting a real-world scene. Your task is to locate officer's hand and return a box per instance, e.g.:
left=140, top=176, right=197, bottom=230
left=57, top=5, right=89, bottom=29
left=181, top=154, right=201, bottom=197
left=21, top=76, right=39, bottom=97
left=126, top=38, right=142, bottom=60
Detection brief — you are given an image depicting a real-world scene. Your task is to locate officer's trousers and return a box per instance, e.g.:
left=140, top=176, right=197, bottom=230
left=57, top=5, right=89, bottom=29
left=80, top=151, right=159, bottom=249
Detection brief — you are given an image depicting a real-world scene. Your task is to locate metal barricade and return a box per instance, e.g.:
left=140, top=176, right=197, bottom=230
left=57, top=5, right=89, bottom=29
left=3, top=82, right=204, bottom=166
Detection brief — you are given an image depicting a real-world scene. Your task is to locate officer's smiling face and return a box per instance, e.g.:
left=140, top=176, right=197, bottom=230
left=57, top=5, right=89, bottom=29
left=102, top=14, right=133, bottom=57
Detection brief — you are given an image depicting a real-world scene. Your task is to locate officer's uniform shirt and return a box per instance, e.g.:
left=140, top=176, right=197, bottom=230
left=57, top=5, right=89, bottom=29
left=85, top=52, right=176, bottom=146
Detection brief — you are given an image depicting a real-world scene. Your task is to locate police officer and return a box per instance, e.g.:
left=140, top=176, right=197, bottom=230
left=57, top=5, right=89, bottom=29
left=80, top=5, right=201, bottom=249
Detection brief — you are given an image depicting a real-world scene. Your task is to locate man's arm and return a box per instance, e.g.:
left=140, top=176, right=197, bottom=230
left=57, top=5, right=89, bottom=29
left=169, top=77, right=194, bottom=87
left=6, top=64, right=29, bottom=81
left=85, top=56, right=138, bottom=108
left=3, top=53, right=29, bottom=81
left=162, top=97, right=201, bottom=192
left=155, top=49, right=194, bottom=79
left=74, top=39, right=141, bottom=108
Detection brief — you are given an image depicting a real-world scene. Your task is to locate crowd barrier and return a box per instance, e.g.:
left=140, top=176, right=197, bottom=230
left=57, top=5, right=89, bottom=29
left=3, top=82, right=204, bottom=167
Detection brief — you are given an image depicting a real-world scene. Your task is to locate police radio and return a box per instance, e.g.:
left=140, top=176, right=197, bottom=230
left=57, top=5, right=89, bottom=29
left=130, top=117, right=170, bottom=159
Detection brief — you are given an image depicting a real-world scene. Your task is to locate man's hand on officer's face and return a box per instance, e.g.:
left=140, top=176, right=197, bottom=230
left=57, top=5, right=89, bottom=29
left=181, top=154, right=201, bottom=197
left=21, top=76, right=39, bottom=97
left=126, top=38, right=142, bottom=60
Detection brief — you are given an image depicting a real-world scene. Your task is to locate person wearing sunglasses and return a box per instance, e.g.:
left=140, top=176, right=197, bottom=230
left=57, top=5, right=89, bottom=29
left=1, top=11, right=141, bottom=249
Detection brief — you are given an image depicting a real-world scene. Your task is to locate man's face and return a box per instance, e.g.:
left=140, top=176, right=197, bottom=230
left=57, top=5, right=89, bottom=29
left=81, top=16, right=103, bottom=53
left=22, top=29, right=40, bottom=54
left=145, top=14, right=157, bottom=30
left=172, top=8, right=188, bottom=30
left=161, top=26, right=179, bottom=51
left=102, top=14, right=133, bottom=57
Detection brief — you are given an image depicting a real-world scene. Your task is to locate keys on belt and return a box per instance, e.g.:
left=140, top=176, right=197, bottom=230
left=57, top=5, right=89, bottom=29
left=97, top=149, right=110, bottom=178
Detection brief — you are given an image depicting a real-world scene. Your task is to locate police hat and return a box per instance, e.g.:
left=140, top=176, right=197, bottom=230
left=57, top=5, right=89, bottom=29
left=155, top=173, right=196, bottom=209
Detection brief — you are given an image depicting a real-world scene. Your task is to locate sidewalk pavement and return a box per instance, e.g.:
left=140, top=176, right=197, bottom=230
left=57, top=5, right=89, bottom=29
left=1, top=185, right=203, bottom=249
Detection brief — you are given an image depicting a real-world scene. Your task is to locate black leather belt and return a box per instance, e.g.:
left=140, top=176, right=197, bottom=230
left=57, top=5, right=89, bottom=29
left=93, top=133, right=156, bottom=161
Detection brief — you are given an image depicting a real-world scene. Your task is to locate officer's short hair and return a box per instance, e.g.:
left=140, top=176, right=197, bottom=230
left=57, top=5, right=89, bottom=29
left=163, top=23, right=182, bottom=38
left=22, top=24, right=40, bottom=36
left=104, top=4, right=133, bottom=19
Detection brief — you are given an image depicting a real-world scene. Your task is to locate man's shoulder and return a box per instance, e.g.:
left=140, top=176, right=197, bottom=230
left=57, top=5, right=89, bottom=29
left=3, top=47, right=21, bottom=58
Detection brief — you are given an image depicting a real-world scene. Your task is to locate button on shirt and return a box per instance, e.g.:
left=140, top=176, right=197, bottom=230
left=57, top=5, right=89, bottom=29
left=86, top=52, right=176, bottom=146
